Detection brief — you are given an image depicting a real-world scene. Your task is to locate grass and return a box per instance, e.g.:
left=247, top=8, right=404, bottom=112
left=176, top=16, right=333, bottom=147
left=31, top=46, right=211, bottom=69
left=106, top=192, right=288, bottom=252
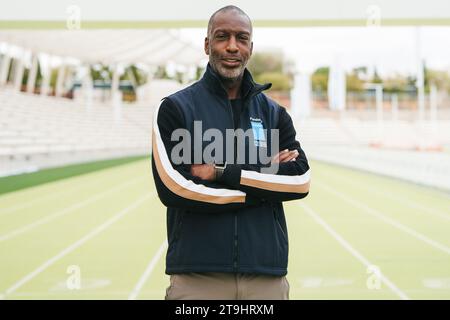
left=0, top=155, right=148, bottom=195
left=0, top=158, right=449, bottom=299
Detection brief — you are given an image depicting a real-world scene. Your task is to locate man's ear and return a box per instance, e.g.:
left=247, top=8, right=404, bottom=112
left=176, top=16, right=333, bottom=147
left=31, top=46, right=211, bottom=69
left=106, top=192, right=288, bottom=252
left=204, top=37, right=210, bottom=55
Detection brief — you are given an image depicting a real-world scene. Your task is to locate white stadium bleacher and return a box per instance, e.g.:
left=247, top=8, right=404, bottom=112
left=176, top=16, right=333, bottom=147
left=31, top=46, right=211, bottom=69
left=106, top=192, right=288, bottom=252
left=295, top=112, right=450, bottom=192
left=0, top=87, right=157, bottom=177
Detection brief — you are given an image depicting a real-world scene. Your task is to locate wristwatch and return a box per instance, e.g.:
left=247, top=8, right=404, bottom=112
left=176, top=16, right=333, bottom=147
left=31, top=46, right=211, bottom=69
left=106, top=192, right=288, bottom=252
left=214, top=162, right=227, bottom=181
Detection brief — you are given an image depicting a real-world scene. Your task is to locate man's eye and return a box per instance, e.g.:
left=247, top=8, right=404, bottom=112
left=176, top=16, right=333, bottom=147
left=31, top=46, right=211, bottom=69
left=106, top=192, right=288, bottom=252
left=216, top=34, right=226, bottom=39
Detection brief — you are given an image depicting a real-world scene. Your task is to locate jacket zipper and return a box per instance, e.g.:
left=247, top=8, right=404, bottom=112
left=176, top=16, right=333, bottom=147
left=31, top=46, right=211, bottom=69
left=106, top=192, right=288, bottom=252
left=227, top=99, right=239, bottom=272
left=234, top=215, right=238, bottom=270
left=228, top=88, right=266, bottom=271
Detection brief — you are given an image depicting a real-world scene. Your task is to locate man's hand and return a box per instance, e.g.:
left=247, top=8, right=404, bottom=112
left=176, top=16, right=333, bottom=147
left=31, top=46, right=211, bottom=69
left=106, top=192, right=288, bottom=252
left=190, top=164, right=215, bottom=181
left=271, top=149, right=299, bottom=164
left=189, top=150, right=299, bottom=181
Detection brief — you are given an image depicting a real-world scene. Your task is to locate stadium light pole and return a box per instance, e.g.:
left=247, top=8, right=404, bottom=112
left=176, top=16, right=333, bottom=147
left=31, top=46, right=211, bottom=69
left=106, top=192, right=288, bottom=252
left=26, top=54, right=38, bottom=94
left=13, top=49, right=25, bottom=92
left=391, top=93, right=398, bottom=122
left=0, top=45, right=12, bottom=86
left=290, top=71, right=312, bottom=121
left=415, top=27, right=425, bottom=125
left=365, top=83, right=384, bottom=144
left=40, top=54, right=51, bottom=97
left=111, top=63, right=123, bottom=124
left=429, top=84, right=438, bottom=135
left=327, top=54, right=346, bottom=113
left=82, top=64, right=93, bottom=113
left=55, top=61, right=66, bottom=97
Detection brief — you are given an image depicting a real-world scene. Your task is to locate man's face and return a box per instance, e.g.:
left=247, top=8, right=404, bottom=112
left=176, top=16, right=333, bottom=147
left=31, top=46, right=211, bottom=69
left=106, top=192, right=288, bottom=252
left=205, top=10, right=253, bottom=81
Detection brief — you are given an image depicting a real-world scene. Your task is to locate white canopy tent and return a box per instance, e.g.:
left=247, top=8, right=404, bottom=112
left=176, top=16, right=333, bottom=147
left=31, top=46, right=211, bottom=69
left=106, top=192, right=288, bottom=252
left=0, top=29, right=205, bottom=106
left=0, top=29, right=204, bottom=66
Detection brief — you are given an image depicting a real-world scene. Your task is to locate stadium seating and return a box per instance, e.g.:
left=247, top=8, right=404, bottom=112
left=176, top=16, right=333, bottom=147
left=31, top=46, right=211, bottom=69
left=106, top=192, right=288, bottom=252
left=0, top=88, right=154, bottom=177
left=296, top=112, right=450, bottom=191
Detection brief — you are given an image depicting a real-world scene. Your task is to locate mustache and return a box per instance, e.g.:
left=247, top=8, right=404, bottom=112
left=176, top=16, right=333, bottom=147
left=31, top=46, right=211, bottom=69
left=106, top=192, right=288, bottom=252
left=220, top=56, right=242, bottom=61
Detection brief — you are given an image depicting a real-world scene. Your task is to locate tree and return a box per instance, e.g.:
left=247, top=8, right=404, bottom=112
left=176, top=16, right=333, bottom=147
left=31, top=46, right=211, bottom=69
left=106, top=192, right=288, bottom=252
left=346, top=71, right=364, bottom=92
left=425, top=66, right=450, bottom=94
left=311, top=67, right=329, bottom=93
left=247, top=52, right=283, bottom=77
left=154, top=65, right=169, bottom=79
left=90, top=64, right=111, bottom=81
left=255, top=72, right=292, bottom=91
left=383, top=74, right=409, bottom=93
left=120, top=65, right=147, bottom=86
left=247, top=51, right=292, bottom=92
left=371, top=68, right=383, bottom=84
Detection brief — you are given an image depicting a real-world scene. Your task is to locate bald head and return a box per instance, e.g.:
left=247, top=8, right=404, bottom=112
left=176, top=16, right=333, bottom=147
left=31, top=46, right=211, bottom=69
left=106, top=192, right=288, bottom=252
left=207, top=5, right=252, bottom=39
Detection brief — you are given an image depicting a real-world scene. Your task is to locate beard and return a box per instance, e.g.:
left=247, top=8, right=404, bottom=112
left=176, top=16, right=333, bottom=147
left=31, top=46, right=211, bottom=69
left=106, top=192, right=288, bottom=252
left=209, top=53, right=247, bottom=81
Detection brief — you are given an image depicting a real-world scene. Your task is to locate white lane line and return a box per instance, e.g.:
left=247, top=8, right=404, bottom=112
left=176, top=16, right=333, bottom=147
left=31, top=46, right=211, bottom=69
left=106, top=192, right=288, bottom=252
left=300, top=203, right=410, bottom=300
left=0, top=176, right=145, bottom=243
left=384, top=195, right=450, bottom=222
left=1, top=190, right=67, bottom=217
left=1, top=193, right=152, bottom=299
left=0, top=163, right=145, bottom=216
left=0, top=181, right=96, bottom=217
left=128, top=240, right=168, bottom=300
left=316, top=181, right=450, bottom=256
left=318, top=170, right=450, bottom=221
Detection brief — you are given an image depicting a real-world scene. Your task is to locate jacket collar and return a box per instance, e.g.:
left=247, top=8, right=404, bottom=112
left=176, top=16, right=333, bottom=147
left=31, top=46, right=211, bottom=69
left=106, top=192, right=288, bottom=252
left=201, top=63, right=272, bottom=102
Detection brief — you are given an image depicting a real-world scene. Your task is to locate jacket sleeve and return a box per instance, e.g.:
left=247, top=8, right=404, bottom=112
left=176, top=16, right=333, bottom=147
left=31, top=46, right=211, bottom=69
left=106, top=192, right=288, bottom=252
left=151, top=98, right=261, bottom=213
left=218, top=106, right=310, bottom=203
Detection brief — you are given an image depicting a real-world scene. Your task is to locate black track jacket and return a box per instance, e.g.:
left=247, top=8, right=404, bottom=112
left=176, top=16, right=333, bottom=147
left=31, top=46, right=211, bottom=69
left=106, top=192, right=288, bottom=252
left=151, top=64, right=310, bottom=276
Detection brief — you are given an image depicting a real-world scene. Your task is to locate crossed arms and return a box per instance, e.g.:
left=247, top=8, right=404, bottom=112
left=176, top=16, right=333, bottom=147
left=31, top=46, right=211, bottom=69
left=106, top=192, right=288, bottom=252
left=151, top=98, right=310, bottom=212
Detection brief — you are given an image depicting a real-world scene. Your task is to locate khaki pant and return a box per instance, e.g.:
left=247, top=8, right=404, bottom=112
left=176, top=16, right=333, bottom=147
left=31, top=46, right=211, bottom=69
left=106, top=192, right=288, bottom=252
left=165, top=272, right=289, bottom=300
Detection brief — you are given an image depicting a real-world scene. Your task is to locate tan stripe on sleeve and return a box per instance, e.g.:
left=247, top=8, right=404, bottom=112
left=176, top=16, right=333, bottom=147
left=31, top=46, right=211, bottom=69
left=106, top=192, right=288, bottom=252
left=152, top=132, right=246, bottom=204
left=240, top=176, right=310, bottom=193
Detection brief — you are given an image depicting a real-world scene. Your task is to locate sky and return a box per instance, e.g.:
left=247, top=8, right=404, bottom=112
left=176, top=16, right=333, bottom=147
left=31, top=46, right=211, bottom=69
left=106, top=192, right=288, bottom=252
left=179, top=26, right=450, bottom=76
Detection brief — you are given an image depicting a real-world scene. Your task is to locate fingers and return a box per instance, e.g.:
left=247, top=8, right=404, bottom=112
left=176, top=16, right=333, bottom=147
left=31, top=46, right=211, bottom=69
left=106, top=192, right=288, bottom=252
left=190, top=163, right=200, bottom=172
left=271, top=149, right=289, bottom=164
left=190, top=164, right=203, bottom=177
left=190, top=164, right=215, bottom=181
left=271, top=149, right=299, bottom=164
left=278, top=149, right=299, bottom=163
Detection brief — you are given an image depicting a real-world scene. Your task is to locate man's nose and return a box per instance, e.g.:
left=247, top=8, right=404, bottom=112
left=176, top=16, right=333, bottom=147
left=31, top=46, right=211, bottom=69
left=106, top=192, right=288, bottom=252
left=226, top=36, right=238, bottom=52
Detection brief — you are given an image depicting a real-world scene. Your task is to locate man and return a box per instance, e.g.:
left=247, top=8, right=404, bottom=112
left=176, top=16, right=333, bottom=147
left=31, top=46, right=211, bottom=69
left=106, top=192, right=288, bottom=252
left=151, top=5, right=310, bottom=300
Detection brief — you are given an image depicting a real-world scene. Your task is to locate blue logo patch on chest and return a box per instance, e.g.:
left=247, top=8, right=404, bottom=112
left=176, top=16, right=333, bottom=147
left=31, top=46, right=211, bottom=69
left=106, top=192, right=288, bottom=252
left=250, top=117, right=267, bottom=148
